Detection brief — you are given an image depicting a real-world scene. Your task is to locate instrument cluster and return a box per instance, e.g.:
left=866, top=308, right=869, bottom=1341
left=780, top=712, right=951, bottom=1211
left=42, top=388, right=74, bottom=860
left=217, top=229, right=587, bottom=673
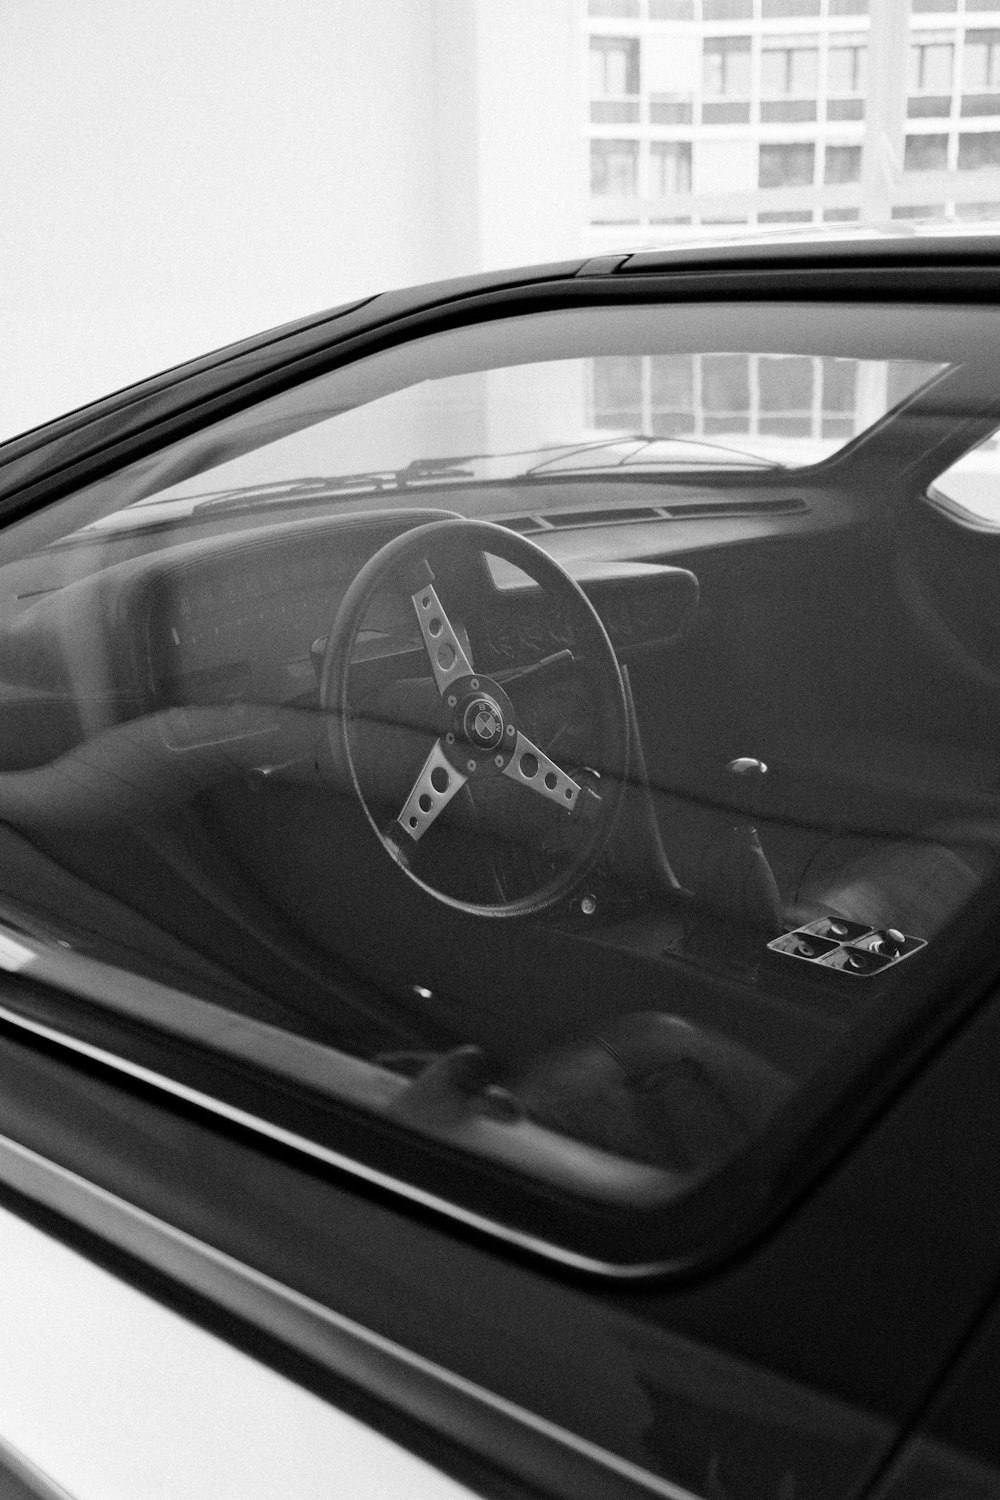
left=479, top=584, right=678, bottom=672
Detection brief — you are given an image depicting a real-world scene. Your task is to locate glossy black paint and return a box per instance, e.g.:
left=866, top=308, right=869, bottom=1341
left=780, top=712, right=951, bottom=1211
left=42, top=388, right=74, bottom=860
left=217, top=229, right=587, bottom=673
left=2, top=958, right=1000, bottom=1499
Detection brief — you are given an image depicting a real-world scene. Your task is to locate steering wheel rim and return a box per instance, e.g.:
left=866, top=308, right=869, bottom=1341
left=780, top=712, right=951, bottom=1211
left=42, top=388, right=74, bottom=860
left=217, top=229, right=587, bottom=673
left=320, top=518, right=630, bottom=918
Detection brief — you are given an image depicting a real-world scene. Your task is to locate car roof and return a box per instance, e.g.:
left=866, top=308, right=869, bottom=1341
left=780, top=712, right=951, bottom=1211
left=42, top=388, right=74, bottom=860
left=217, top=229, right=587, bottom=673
left=584, top=226, right=1000, bottom=277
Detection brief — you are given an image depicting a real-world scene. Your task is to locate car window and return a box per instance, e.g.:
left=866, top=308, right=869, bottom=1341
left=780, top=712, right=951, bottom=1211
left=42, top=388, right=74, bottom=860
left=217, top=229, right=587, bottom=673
left=1, top=295, right=998, bottom=1271
left=929, top=428, right=1000, bottom=528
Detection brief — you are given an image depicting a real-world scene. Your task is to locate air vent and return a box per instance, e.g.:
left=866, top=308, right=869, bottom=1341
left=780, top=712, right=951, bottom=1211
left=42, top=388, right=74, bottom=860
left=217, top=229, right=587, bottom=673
left=500, top=506, right=662, bottom=534
left=500, top=496, right=807, bottom=534
left=546, top=507, right=663, bottom=529
left=500, top=515, right=546, bottom=534
left=663, top=497, right=807, bottom=520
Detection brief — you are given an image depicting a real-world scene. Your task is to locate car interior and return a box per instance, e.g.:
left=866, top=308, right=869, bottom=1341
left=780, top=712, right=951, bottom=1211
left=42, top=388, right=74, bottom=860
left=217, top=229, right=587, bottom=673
left=2, top=296, right=999, bottom=1253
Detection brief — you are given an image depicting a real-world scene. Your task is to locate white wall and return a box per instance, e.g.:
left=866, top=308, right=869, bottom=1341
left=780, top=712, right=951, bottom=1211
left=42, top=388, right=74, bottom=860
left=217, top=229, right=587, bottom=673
left=0, top=0, right=587, bottom=443
left=0, top=0, right=443, bottom=439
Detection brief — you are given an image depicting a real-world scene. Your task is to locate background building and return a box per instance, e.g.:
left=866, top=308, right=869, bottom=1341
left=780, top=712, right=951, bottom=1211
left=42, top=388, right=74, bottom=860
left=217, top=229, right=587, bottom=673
left=585, top=0, right=1000, bottom=247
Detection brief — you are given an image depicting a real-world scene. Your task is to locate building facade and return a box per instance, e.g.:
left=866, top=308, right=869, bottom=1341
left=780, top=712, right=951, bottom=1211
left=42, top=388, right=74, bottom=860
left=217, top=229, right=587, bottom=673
left=585, top=0, right=1000, bottom=248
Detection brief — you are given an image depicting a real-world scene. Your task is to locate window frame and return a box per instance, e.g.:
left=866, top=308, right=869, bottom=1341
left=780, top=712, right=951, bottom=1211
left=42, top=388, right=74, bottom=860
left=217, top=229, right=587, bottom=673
left=5, top=267, right=1000, bottom=1282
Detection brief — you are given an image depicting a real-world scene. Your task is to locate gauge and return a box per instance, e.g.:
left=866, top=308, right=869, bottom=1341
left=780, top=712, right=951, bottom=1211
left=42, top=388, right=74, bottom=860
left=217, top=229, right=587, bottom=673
left=485, top=618, right=516, bottom=662
left=520, top=616, right=547, bottom=657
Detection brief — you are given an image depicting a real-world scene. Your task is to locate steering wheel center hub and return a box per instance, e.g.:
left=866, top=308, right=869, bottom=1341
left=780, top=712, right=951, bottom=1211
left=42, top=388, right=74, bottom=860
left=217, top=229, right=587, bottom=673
left=462, top=694, right=505, bottom=751
left=443, top=675, right=517, bottom=774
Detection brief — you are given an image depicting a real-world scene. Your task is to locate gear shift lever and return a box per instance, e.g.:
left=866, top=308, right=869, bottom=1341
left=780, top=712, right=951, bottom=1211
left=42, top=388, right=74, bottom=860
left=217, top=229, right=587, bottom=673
left=687, top=756, right=785, bottom=949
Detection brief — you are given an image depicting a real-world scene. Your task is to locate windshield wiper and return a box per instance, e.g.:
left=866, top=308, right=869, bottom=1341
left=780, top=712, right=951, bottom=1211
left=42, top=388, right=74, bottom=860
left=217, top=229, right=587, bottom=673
left=63, top=437, right=787, bottom=543
left=524, top=434, right=786, bottom=473
left=190, top=457, right=482, bottom=514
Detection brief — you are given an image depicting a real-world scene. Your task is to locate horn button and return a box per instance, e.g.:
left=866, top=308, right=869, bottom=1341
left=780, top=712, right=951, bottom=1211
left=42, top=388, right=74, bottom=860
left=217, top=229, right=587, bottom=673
left=444, top=677, right=516, bottom=775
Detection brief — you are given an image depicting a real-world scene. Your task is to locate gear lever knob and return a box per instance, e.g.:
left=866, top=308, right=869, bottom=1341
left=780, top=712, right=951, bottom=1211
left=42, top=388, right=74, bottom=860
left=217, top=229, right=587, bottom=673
left=728, top=756, right=767, bottom=828
left=727, top=756, right=768, bottom=777
left=726, top=757, right=768, bottom=821
left=687, top=755, right=784, bottom=944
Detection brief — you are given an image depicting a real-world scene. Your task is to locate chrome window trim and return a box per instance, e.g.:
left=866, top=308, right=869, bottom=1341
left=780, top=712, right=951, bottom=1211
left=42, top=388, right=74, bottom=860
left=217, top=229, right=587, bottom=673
left=0, top=982, right=682, bottom=1281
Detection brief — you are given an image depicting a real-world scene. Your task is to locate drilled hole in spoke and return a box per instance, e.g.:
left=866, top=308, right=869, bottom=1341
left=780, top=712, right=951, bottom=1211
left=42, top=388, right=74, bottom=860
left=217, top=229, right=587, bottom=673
left=418, top=793, right=433, bottom=813
left=544, top=771, right=558, bottom=790
left=437, top=644, right=456, bottom=669
left=429, top=617, right=442, bottom=637
left=520, top=753, right=539, bottom=779
left=430, top=766, right=450, bottom=793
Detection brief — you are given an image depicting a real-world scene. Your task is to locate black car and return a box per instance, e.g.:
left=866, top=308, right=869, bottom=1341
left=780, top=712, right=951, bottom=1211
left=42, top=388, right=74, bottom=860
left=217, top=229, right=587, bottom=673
left=2, top=233, right=1000, bottom=1499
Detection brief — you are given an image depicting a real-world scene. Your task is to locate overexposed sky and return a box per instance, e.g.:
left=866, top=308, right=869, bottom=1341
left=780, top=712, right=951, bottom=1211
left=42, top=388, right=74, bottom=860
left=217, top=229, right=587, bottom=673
left=0, top=0, right=461, bottom=441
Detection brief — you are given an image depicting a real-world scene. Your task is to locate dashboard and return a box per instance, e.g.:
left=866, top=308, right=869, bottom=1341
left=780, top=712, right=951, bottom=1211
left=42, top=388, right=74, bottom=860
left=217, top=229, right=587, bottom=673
left=132, top=513, right=699, bottom=753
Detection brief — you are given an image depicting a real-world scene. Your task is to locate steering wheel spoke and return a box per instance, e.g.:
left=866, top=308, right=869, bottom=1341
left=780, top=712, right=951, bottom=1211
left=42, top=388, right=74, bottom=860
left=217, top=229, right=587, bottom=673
left=411, top=578, right=475, bottom=696
left=393, top=738, right=468, bottom=844
left=501, top=730, right=585, bottom=813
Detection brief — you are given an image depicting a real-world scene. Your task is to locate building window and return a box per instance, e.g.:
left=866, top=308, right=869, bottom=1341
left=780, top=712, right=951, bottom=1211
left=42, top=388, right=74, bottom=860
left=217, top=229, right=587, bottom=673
left=650, top=356, right=695, bottom=437
left=909, top=96, right=952, bottom=118
left=963, top=30, right=1000, bottom=91
left=961, top=95, right=1000, bottom=118
left=827, top=37, right=866, bottom=95
left=590, top=36, right=640, bottom=98
left=650, top=141, right=692, bottom=198
left=651, top=98, right=693, bottom=124
left=909, top=36, right=954, bottom=94
left=823, top=206, right=861, bottom=220
left=588, top=0, right=640, bottom=16
left=903, top=133, right=949, bottom=171
left=703, top=0, right=752, bottom=18
left=958, top=132, right=1000, bottom=170
left=759, top=355, right=813, bottom=437
left=593, top=358, right=642, bottom=430
left=591, top=139, right=639, bottom=197
left=761, top=35, right=819, bottom=95
left=955, top=199, right=1000, bottom=219
left=758, top=209, right=814, bottom=222
left=828, top=98, right=865, bottom=121
left=759, top=142, right=815, bottom=188
left=702, top=355, right=751, bottom=434
left=761, top=100, right=817, bottom=122
left=825, top=144, right=862, bottom=184
left=820, top=357, right=858, bottom=438
left=762, top=0, right=820, bottom=15
left=703, top=36, right=752, bottom=97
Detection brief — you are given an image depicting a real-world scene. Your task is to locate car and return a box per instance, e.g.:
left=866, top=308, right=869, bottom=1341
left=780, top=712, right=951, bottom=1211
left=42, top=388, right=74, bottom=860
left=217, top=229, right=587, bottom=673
left=2, top=232, right=1000, bottom=1498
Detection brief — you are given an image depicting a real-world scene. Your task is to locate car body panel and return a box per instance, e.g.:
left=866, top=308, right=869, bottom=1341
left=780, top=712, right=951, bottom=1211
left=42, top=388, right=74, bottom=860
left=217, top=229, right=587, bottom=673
left=2, top=947, right=1000, bottom=1498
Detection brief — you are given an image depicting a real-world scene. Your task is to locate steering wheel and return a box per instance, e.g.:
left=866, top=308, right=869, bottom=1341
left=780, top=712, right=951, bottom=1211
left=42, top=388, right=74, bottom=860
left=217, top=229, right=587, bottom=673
left=320, top=518, right=630, bottom=917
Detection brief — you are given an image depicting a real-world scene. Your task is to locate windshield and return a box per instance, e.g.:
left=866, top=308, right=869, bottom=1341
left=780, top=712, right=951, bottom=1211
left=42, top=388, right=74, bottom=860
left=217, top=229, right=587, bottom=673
left=54, top=304, right=946, bottom=543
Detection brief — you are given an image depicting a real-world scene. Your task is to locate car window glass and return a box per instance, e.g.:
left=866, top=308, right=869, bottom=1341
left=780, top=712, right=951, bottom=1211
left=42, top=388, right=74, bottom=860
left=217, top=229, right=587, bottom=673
left=38, top=303, right=945, bottom=550
left=0, top=298, right=997, bottom=1269
left=930, top=428, right=1000, bottom=527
